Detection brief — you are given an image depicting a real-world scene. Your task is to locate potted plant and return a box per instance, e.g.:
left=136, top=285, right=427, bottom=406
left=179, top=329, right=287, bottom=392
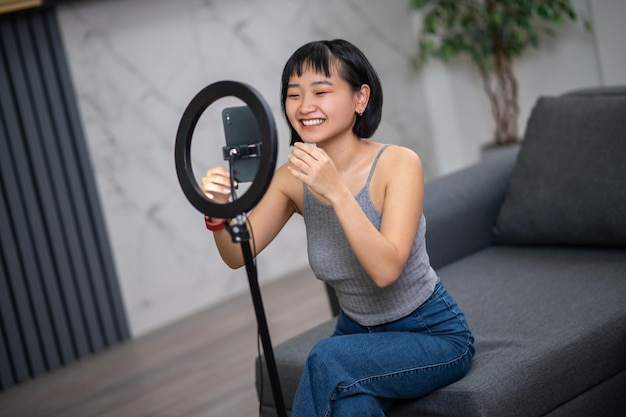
left=410, top=0, right=588, bottom=146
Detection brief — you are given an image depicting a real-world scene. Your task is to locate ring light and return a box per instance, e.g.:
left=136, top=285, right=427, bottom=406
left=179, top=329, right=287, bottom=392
left=174, top=80, right=278, bottom=219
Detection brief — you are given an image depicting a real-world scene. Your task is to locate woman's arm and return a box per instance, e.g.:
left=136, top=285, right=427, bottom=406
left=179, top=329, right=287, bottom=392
left=202, top=164, right=298, bottom=269
left=289, top=145, right=423, bottom=287
left=335, top=147, right=423, bottom=287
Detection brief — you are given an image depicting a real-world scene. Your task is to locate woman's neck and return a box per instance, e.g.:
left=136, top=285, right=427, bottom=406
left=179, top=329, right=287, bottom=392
left=318, top=136, right=368, bottom=174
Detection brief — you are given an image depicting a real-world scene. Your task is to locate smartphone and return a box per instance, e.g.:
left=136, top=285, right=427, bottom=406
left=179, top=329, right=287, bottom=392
left=222, top=106, right=261, bottom=182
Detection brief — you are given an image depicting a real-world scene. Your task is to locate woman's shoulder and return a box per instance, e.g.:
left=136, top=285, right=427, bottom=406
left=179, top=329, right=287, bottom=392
left=366, top=142, right=424, bottom=215
left=375, top=144, right=424, bottom=190
left=377, top=143, right=423, bottom=174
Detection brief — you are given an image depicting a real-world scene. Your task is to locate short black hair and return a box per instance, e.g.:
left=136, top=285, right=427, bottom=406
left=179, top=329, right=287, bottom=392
left=280, top=39, right=383, bottom=145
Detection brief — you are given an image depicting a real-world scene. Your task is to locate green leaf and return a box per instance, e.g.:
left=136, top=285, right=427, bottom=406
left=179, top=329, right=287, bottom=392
left=411, top=0, right=583, bottom=74
left=425, top=15, right=439, bottom=33
left=410, top=0, right=431, bottom=10
left=441, top=43, right=455, bottom=59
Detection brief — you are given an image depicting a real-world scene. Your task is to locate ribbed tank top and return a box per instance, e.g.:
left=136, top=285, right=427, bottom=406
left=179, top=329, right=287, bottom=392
left=303, top=145, right=438, bottom=326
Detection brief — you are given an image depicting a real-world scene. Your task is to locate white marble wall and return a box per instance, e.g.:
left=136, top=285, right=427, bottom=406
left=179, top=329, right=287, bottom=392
left=57, top=0, right=433, bottom=336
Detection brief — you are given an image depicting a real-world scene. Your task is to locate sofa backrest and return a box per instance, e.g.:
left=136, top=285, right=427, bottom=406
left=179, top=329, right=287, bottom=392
left=493, top=86, right=626, bottom=246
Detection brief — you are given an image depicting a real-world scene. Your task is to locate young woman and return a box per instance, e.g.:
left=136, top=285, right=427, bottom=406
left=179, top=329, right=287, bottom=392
left=202, top=39, right=474, bottom=417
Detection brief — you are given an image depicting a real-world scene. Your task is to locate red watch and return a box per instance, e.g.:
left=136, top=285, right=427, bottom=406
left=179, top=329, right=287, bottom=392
left=204, top=215, right=226, bottom=231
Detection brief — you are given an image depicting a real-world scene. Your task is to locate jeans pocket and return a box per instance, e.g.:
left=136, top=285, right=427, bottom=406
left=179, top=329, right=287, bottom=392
left=416, top=292, right=472, bottom=339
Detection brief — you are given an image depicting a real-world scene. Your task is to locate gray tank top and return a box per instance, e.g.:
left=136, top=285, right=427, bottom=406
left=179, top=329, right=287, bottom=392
left=303, top=145, right=438, bottom=326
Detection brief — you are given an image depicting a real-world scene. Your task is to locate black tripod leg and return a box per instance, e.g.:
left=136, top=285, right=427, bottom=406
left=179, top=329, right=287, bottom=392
left=240, top=240, right=287, bottom=417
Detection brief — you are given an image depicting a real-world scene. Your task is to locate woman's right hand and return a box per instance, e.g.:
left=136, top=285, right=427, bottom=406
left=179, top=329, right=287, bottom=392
left=201, top=167, right=234, bottom=205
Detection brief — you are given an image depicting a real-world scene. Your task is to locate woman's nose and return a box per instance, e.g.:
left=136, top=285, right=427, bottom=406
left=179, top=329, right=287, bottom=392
left=299, top=94, right=316, bottom=114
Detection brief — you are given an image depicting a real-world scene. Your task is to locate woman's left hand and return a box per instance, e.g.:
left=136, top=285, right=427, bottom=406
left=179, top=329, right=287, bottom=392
left=287, top=142, right=344, bottom=201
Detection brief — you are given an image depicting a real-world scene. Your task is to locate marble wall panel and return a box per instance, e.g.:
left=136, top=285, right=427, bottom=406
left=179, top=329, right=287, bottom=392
left=57, top=0, right=432, bottom=336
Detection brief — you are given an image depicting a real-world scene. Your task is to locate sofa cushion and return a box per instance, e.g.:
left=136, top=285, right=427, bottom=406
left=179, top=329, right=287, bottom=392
left=493, top=92, right=626, bottom=246
left=389, top=246, right=626, bottom=417
left=258, top=246, right=626, bottom=417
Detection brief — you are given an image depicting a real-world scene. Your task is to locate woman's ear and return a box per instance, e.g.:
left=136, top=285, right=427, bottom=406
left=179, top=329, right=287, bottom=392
left=356, top=84, right=371, bottom=114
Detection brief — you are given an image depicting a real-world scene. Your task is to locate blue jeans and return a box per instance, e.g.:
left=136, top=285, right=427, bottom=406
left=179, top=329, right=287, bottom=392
left=291, top=281, right=474, bottom=417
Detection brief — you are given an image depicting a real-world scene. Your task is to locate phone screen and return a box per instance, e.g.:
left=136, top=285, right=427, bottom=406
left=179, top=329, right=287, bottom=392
left=222, top=106, right=261, bottom=182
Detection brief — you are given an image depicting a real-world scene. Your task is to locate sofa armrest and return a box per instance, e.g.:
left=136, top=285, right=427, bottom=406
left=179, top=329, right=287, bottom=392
left=424, top=146, right=519, bottom=269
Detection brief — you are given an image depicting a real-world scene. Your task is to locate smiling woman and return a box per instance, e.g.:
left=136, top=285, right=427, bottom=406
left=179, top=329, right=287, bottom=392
left=201, top=39, right=474, bottom=416
left=280, top=39, right=383, bottom=147
left=284, top=73, right=368, bottom=148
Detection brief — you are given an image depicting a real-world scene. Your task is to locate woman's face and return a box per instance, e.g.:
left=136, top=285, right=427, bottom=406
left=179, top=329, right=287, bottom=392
left=285, top=65, right=364, bottom=145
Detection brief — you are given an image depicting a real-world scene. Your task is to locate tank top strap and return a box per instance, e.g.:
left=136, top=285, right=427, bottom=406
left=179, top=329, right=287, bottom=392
left=365, top=144, right=391, bottom=186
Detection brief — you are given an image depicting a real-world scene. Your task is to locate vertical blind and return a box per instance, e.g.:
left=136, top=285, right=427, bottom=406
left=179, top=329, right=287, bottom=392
left=0, top=7, right=129, bottom=391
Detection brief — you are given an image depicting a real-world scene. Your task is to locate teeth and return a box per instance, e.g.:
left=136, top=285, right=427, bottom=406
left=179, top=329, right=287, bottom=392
left=302, top=119, right=324, bottom=126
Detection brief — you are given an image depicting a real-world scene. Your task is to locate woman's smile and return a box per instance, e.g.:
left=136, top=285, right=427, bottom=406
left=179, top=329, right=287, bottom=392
left=302, top=118, right=326, bottom=127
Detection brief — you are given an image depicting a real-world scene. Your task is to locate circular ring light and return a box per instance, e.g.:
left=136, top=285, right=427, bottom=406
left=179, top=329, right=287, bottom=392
left=175, top=81, right=278, bottom=219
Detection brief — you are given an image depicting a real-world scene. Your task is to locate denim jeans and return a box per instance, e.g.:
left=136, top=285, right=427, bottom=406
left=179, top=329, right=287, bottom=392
left=291, top=281, right=474, bottom=417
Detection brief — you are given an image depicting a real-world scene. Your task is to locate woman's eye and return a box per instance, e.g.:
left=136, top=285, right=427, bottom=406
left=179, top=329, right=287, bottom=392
left=316, top=91, right=328, bottom=96
left=287, top=94, right=300, bottom=99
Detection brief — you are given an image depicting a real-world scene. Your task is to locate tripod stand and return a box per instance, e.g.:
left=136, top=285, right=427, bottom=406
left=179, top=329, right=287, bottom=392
left=227, top=215, right=286, bottom=417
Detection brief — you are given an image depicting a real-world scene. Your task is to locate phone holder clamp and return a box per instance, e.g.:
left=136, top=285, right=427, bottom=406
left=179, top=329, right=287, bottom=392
left=222, top=142, right=262, bottom=160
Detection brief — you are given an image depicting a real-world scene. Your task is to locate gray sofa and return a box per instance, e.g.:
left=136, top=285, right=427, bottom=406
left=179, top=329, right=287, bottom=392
left=257, top=86, right=626, bottom=416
